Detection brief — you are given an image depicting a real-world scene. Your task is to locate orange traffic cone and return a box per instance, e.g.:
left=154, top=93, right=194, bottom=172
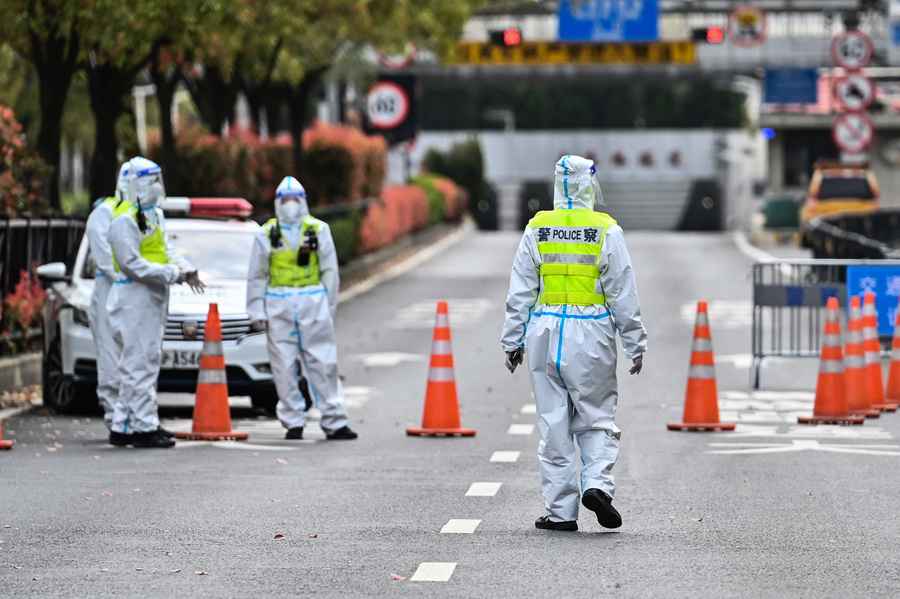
left=407, top=301, right=476, bottom=437
left=175, top=303, right=248, bottom=441
left=667, top=300, right=735, bottom=431
left=885, top=307, right=900, bottom=406
left=863, top=291, right=897, bottom=412
left=846, top=296, right=880, bottom=418
left=0, top=421, right=13, bottom=450
left=799, top=297, right=864, bottom=425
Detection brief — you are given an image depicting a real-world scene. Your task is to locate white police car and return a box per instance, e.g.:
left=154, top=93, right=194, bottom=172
left=36, top=198, right=278, bottom=414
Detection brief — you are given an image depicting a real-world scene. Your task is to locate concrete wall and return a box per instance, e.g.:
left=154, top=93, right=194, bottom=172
left=393, top=129, right=765, bottom=231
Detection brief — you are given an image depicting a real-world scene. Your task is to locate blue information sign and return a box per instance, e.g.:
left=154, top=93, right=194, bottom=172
left=763, top=69, right=818, bottom=104
left=558, top=0, right=659, bottom=42
left=846, top=266, right=900, bottom=336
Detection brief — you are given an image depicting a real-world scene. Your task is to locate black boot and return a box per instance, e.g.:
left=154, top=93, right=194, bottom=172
left=581, top=488, right=622, bottom=529
left=285, top=427, right=304, bottom=440
left=157, top=426, right=175, bottom=439
left=534, top=515, right=578, bottom=532
left=108, top=431, right=131, bottom=447
left=132, top=430, right=176, bottom=449
left=325, top=426, right=358, bottom=440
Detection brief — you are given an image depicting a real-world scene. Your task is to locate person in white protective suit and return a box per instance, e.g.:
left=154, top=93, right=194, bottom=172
left=246, top=176, right=357, bottom=441
left=500, top=155, right=647, bottom=531
left=107, top=157, right=205, bottom=448
left=85, top=161, right=133, bottom=437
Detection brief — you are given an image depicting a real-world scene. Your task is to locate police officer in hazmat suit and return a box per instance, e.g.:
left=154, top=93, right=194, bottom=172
left=107, top=157, right=204, bottom=448
left=246, top=176, right=357, bottom=441
left=85, top=161, right=132, bottom=439
left=500, top=155, right=647, bottom=531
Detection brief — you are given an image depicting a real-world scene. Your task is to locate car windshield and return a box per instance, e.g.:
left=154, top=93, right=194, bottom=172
left=81, top=227, right=255, bottom=280
left=817, top=176, right=875, bottom=201
left=167, top=229, right=255, bottom=279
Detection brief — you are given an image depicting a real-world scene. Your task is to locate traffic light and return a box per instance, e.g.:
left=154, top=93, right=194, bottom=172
left=489, top=27, right=523, bottom=47
left=691, top=26, right=725, bottom=44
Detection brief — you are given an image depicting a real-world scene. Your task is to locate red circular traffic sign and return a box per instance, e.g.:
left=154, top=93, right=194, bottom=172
left=729, top=6, right=767, bottom=48
left=377, top=43, right=417, bottom=70
left=833, top=74, right=876, bottom=112
left=832, top=112, right=874, bottom=153
left=831, top=31, right=873, bottom=70
left=366, top=82, right=410, bottom=130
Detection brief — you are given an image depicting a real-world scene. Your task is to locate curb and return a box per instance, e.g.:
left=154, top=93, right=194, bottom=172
left=0, top=403, right=36, bottom=424
left=0, top=352, right=41, bottom=395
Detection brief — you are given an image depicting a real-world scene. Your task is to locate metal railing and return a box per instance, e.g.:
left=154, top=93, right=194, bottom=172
left=0, top=217, right=86, bottom=296
left=751, top=259, right=900, bottom=389
left=803, top=209, right=900, bottom=260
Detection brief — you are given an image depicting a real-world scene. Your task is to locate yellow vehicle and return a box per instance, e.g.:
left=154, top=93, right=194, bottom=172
left=800, top=162, right=879, bottom=224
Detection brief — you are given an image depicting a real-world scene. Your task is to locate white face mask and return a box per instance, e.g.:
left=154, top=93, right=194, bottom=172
left=279, top=200, right=302, bottom=224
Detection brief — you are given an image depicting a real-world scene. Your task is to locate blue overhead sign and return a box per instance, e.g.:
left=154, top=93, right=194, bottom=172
left=846, top=265, right=900, bottom=337
left=558, top=0, right=659, bottom=42
left=763, top=68, right=818, bottom=104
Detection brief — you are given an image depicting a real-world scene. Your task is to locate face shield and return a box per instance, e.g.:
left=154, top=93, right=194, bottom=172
left=591, top=165, right=606, bottom=209
left=274, top=176, right=308, bottom=225
left=128, top=161, right=166, bottom=210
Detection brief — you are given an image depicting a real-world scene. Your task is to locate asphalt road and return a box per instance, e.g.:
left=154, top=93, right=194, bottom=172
left=3, top=230, right=900, bottom=598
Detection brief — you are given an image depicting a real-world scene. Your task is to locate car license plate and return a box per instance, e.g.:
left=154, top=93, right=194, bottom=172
left=161, top=350, right=200, bottom=369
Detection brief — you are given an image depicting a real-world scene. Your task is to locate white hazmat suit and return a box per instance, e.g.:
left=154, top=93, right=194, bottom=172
left=500, top=155, right=647, bottom=524
left=246, top=176, right=351, bottom=436
left=107, top=158, right=194, bottom=436
left=86, top=162, right=132, bottom=427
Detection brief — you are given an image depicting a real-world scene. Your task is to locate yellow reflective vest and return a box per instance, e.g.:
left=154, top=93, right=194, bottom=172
left=112, top=205, right=169, bottom=273
left=263, top=217, right=322, bottom=288
left=527, top=209, right=617, bottom=306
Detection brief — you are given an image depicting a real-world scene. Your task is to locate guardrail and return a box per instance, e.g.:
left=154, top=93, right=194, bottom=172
left=802, top=209, right=900, bottom=259
left=0, top=217, right=86, bottom=296
left=751, top=258, right=900, bottom=389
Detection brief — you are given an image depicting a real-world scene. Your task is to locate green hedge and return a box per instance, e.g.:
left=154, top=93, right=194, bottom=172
left=409, top=175, right=445, bottom=226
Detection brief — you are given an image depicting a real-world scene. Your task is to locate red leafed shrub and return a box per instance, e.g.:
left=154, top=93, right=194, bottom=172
left=358, top=185, right=429, bottom=253
left=3, top=270, right=46, bottom=336
left=0, top=106, right=50, bottom=216
left=430, top=176, right=468, bottom=222
left=302, top=123, right=387, bottom=202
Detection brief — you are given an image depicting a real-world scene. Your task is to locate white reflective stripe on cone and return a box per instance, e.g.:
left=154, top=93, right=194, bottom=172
left=431, top=340, right=453, bottom=356
left=202, top=341, right=224, bottom=356
left=820, top=359, right=844, bottom=374
left=865, top=351, right=880, bottom=365
left=692, top=338, right=713, bottom=352
left=822, top=334, right=841, bottom=347
left=435, top=314, right=450, bottom=328
left=892, top=348, right=900, bottom=361
left=847, top=331, right=862, bottom=344
left=696, top=313, right=709, bottom=326
left=428, top=367, right=455, bottom=382
left=198, top=369, right=228, bottom=385
left=845, top=355, right=865, bottom=368
left=688, top=365, right=715, bottom=380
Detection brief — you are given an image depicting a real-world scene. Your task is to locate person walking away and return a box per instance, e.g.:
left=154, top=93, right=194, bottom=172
left=86, top=161, right=133, bottom=439
left=107, top=157, right=205, bottom=448
left=246, top=176, right=357, bottom=441
left=500, top=155, right=647, bottom=531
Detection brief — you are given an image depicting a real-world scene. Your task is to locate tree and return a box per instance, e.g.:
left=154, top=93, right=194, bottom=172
left=0, top=0, right=83, bottom=209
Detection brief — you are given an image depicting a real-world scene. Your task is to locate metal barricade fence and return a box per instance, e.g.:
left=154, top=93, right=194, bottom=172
left=751, top=259, right=900, bottom=389
left=0, top=218, right=86, bottom=296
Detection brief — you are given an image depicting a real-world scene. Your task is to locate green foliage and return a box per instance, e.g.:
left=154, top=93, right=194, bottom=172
left=422, top=139, right=497, bottom=230
left=301, top=144, right=355, bottom=205
left=420, top=75, right=747, bottom=130
left=410, top=175, right=445, bottom=226
left=0, top=105, right=50, bottom=216
left=321, top=211, right=361, bottom=265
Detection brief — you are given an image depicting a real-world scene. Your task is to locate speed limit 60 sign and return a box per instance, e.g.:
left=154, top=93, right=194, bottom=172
left=364, top=75, right=417, bottom=145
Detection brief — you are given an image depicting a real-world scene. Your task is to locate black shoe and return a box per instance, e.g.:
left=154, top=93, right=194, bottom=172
left=131, top=430, right=176, bottom=449
left=157, top=426, right=175, bottom=439
left=325, top=426, right=358, bottom=440
left=534, top=515, right=578, bottom=532
left=108, top=431, right=132, bottom=447
left=285, top=427, right=304, bottom=440
left=582, top=488, right=622, bottom=529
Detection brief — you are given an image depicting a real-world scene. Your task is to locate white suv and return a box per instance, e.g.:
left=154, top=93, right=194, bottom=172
left=36, top=199, right=278, bottom=414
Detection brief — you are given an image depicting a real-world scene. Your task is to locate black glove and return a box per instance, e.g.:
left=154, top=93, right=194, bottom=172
left=505, top=348, right=524, bottom=374
left=630, top=355, right=643, bottom=375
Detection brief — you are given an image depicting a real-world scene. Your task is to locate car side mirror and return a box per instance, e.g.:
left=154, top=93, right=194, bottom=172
left=36, top=262, right=71, bottom=284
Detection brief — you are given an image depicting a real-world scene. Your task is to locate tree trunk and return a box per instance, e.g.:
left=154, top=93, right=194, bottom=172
left=288, top=70, right=326, bottom=176
left=184, top=64, right=237, bottom=134
left=150, top=63, right=180, bottom=192
left=35, top=67, right=72, bottom=210
left=87, top=64, right=130, bottom=201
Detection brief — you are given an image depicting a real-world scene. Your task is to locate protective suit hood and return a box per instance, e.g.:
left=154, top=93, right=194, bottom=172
left=126, top=156, right=165, bottom=210
left=275, top=176, right=309, bottom=225
left=554, top=155, right=604, bottom=210
left=115, top=161, right=132, bottom=202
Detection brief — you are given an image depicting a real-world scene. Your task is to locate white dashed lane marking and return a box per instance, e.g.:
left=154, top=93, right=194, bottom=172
left=440, top=519, right=481, bottom=534
left=507, top=424, right=534, bottom=435
left=410, top=562, right=457, bottom=582
left=490, top=450, right=521, bottom=463
left=466, top=482, right=502, bottom=497
left=520, top=404, right=536, bottom=414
